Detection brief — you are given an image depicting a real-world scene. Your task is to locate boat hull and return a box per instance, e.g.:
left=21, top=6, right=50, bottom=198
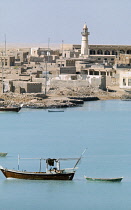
left=0, top=153, right=7, bottom=157
left=85, top=176, right=123, bottom=182
left=0, top=107, right=21, bottom=112
left=48, top=110, right=64, bottom=112
left=0, top=168, right=75, bottom=180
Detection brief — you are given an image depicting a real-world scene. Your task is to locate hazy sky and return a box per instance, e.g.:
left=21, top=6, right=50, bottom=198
left=0, top=0, right=131, bottom=45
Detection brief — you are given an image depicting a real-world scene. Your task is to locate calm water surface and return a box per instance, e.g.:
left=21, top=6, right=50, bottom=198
left=0, top=100, right=131, bottom=210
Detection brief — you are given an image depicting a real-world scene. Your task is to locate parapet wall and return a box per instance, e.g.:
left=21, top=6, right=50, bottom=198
left=10, top=81, right=42, bottom=93
left=50, top=76, right=106, bottom=90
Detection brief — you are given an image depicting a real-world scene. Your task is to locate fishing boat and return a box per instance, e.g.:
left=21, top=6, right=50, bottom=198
left=84, top=176, right=123, bottom=182
left=0, top=153, right=7, bottom=157
left=48, top=110, right=64, bottom=112
left=0, top=104, right=23, bottom=112
left=0, top=149, right=87, bottom=180
left=121, top=99, right=131, bottom=101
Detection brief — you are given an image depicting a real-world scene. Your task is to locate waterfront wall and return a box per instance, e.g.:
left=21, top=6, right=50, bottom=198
left=50, top=75, right=106, bottom=90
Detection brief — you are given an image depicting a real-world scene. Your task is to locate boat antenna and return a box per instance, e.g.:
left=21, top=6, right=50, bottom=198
left=73, top=148, right=87, bottom=169
left=1, top=59, right=4, bottom=94
left=18, top=154, right=20, bottom=170
left=62, top=40, right=64, bottom=58
left=4, top=34, right=6, bottom=56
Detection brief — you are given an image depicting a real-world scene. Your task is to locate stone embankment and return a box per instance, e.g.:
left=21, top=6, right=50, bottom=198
left=0, top=86, right=129, bottom=109
left=0, top=93, right=99, bottom=109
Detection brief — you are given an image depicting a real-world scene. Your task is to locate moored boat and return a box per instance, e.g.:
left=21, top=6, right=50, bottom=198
left=0, top=153, right=7, bottom=157
left=0, top=149, right=87, bottom=180
left=0, top=104, right=23, bottom=112
left=48, top=110, right=64, bottom=112
left=84, top=176, right=123, bottom=182
left=0, top=167, right=75, bottom=180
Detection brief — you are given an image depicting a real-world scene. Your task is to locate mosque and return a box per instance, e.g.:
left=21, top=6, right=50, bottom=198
left=62, top=23, right=131, bottom=64
left=80, top=23, right=131, bottom=56
left=59, top=24, right=131, bottom=89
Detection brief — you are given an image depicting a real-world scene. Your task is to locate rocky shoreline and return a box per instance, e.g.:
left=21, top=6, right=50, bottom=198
left=0, top=86, right=129, bottom=109
left=0, top=93, right=99, bottom=109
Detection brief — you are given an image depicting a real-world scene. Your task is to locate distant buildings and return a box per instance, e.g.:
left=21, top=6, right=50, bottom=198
left=1, top=23, right=131, bottom=93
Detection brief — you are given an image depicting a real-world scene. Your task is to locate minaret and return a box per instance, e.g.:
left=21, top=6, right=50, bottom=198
left=81, top=24, right=90, bottom=56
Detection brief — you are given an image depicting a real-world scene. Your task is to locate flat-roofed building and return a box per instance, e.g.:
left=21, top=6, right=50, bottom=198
left=0, top=55, right=15, bottom=67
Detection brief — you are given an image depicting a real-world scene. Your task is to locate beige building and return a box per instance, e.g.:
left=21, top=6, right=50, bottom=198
left=119, top=69, right=131, bottom=88
left=115, top=54, right=131, bottom=65
left=0, top=55, right=15, bottom=68
left=62, top=44, right=131, bottom=57
left=10, top=81, right=42, bottom=93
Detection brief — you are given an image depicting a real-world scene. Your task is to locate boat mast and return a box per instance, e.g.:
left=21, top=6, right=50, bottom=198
left=1, top=33, right=6, bottom=94
left=18, top=154, right=20, bottom=170
left=39, top=158, right=42, bottom=172
left=45, top=60, right=47, bottom=95
left=4, top=34, right=6, bottom=56
left=48, top=37, right=50, bottom=63
left=73, top=148, right=87, bottom=169
left=45, top=38, right=50, bottom=95
left=56, top=159, right=60, bottom=170
left=62, top=40, right=64, bottom=58
left=1, top=57, right=4, bottom=94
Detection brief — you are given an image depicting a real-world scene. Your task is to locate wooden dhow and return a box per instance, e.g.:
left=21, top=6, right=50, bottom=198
left=0, top=104, right=23, bottom=112
left=0, top=167, right=75, bottom=180
left=0, top=149, right=87, bottom=180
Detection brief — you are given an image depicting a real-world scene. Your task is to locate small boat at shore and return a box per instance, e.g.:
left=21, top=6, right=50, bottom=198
left=0, top=104, right=23, bottom=112
left=121, top=99, right=131, bottom=101
left=84, top=176, right=123, bottom=182
left=0, top=149, right=87, bottom=180
left=48, top=110, right=64, bottom=112
left=0, top=153, right=7, bottom=157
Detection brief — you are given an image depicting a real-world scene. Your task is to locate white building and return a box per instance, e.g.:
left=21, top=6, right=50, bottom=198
left=80, top=24, right=90, bottom=57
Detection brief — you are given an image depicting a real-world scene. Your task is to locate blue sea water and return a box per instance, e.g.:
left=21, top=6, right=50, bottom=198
left=0, top=100, right=131, bottom=210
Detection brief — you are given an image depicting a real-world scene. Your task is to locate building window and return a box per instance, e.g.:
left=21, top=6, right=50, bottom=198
left=128, top=79, right=131, bottom=86
left=97, top=50, right=103, bottom=55
left=98, top=58, right=101, bottom=60
left=104, top=50, right=110, bottom=55
left=127, top=50, right=131, bottom=54
left=94, top=71, right=99, bottom=75
left=89, top=70, right=94, bottom=75
left=112, top=50, right=117, bottom=55
left=120, top=50, right=125, bottom=54
left=90, top=50, right=96, bottom=55
left=101, top=72, right=106, bottom=75
left=123, top=78, right=126, bottom=86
